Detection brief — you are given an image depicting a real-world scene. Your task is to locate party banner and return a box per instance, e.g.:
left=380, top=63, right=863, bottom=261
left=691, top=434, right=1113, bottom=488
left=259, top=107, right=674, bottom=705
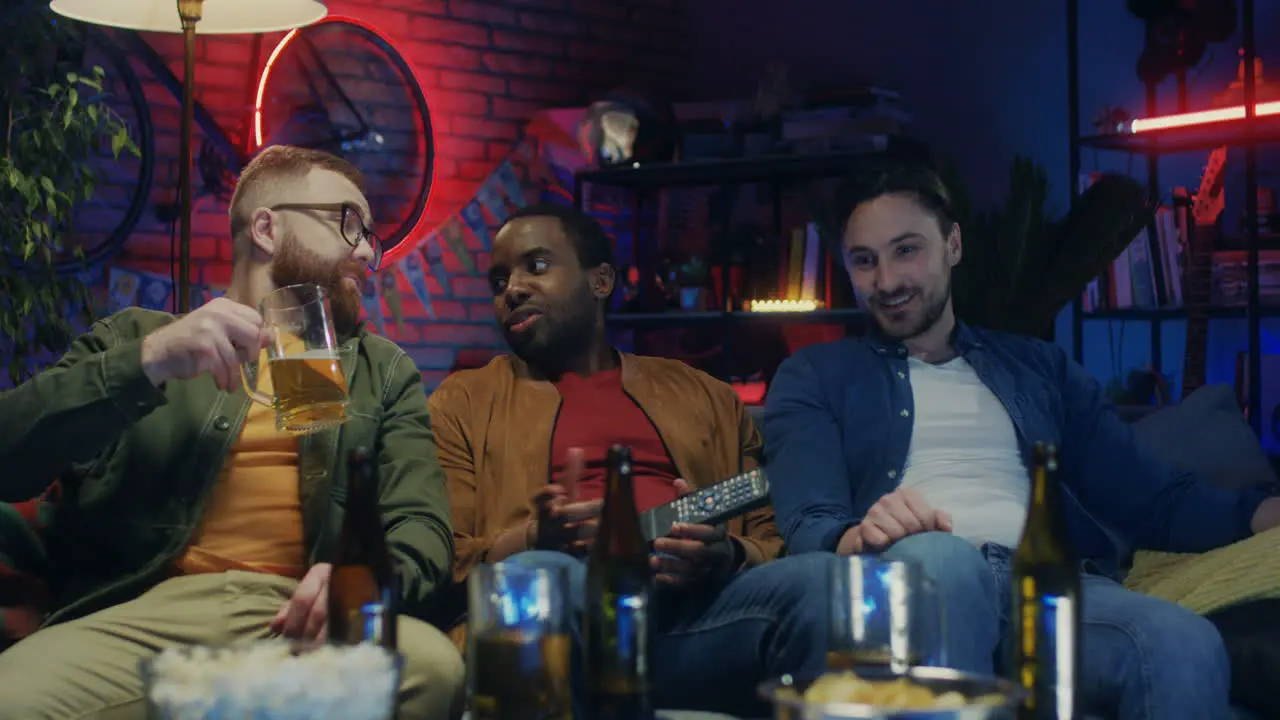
left=440, top=218, right=477, bottom=276
left=422, top=238, right=452, bottom=292
left=107, top=266, right=140, bottom=313
left=379, top=271, right=405, bottom=331
left=397, top=249, right=435, bottom=319
left=476, top=180, right=509, bottom=225
left=137, top=274, right=172, bottom=312
left=494, top=160, right=528, bottom=208
left=360, top=276, right=384, bottom=334
left=459, top=201, right=492, bottom=253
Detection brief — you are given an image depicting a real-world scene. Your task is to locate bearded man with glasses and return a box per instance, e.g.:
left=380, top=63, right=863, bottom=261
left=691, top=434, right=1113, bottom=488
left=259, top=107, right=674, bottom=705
left=0, top=145, right=464, bottom=719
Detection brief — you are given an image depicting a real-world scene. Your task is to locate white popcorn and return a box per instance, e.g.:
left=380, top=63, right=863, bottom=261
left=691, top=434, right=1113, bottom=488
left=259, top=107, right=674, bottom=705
left=144, top=641, right=399, bottom=720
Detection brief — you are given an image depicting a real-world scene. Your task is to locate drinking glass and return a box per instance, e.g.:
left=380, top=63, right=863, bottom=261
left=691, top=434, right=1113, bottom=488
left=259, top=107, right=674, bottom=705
left=241, top=283, right=349, bottom=435
left=828, top=555, right=946, bottom=674
left=468, top=563, right=573, bottom=720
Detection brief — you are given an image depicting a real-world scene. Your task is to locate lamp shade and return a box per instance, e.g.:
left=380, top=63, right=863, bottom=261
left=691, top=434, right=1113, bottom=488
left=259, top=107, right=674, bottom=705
left=49, top=0, right=327, bottom=34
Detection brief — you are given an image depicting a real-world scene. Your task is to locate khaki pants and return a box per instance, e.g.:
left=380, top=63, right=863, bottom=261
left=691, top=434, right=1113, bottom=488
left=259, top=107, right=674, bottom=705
left=0, top=571, right=466, bottom=720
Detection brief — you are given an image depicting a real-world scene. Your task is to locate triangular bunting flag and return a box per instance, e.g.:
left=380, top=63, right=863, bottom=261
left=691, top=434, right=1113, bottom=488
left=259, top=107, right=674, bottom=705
left=360, top=275, right=384, bottom=334
left=441, top=218, right=477, bottom=275
left=477, top=178, right=510, bottom=225
left=380, top=271, right=405, bottom=332
left=459, top=201, right=492, bottom=252
left=398, top=249, right=435, bottom=319
left=423, top=237, right=452, bottom=292
left=494, top=160, right=528, bottom=208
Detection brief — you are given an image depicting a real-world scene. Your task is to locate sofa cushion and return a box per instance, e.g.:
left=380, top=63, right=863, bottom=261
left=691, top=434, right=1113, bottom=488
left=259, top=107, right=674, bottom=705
left=1131, top=384, right=1277, bottom=492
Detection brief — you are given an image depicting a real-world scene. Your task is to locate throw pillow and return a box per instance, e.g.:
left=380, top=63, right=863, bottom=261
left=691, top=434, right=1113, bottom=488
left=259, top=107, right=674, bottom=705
left=1131, top=384, right=1277, bottom=491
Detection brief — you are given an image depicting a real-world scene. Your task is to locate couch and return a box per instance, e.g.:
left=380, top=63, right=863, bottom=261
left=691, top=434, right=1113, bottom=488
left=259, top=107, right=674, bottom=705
left=2, top=387, right=1276, bottom=718
left=1120, top=384, right=1280, bottom=719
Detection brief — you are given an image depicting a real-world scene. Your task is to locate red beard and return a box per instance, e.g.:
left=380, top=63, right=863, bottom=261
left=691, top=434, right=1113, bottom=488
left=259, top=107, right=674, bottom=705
left=269, top=233, right=366, bottom=337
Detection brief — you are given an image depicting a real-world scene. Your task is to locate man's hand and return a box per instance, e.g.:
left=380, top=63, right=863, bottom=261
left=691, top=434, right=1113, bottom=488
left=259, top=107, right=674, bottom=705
left=140, top=297, right=268, bottom=391
left=1251, top=496, right=1280, bottom=535
left=651, top=478, right=740, bottom=587
left=839, top=487, right=953, bottom=554
left=270, top=563, right=332, bottom=643
left=527, top=448, right=602, bottom=556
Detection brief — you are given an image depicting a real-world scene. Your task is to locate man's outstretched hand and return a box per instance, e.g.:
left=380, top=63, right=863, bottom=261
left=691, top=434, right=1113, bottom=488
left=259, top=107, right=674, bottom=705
left=270, top=562, right=332, bottom=643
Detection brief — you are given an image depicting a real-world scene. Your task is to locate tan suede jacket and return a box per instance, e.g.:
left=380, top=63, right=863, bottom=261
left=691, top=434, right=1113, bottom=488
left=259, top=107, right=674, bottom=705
left=427, top=352, right=782, bottom=645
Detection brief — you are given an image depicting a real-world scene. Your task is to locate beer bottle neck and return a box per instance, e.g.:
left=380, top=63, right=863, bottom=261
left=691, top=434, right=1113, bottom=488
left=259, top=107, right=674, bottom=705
left=1019, top=460, right=1074, bottom=563
left=603, top=468, right=640, bottom=521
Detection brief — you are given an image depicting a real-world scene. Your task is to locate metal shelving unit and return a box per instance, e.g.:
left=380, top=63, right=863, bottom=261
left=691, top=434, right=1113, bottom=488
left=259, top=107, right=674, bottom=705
left=1067, top=0, right=1268, bottom=434
left=573, top=137, right=928, bottom=377
left=606, top=308, right=866, bottom=331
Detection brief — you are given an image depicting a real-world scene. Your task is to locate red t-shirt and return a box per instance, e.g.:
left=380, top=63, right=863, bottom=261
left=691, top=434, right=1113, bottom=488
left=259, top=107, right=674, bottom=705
left=549, top=368, right=680, bottom=513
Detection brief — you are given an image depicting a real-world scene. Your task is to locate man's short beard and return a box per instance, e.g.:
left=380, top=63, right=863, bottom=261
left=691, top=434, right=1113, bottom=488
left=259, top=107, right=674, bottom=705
left=508, top=282, right=600, bottom=374
left=876, top=273, right=951, bottom=342
left=269, top=233, right=364, bottom=337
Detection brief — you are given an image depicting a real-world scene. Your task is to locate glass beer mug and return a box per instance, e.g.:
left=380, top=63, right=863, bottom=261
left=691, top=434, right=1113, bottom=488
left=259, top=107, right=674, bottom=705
left=241, top=283, right=349, bottom=434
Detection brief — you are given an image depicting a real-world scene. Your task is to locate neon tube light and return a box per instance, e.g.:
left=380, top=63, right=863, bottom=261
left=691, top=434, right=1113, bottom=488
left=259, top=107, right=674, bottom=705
left=1129, top=101, right=1280, bottom=133
left=252, top=15, right=434, bottom=266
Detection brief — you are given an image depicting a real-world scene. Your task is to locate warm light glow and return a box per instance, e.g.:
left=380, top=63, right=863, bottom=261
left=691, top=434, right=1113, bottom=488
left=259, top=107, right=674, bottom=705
left=747, top=299, right=821, bottom=313
left=253, top=15, right=434, bottom=267
left=253, top=27, right=302, bottom=147
left=1129, top=101, right=1280, bottom=133
left=49, top=0, right=326, bottom=34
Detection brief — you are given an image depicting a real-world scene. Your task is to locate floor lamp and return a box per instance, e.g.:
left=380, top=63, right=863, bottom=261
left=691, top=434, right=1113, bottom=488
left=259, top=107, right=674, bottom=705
left=48, top=0, right=327, bottom=313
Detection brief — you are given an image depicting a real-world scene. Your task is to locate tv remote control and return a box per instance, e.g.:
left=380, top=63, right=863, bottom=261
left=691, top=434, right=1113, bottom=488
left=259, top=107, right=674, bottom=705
left=638, top=468, right=770, bottom=542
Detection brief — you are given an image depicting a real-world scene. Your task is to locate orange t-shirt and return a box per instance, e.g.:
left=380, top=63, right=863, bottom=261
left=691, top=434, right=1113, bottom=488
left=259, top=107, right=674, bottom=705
left=176, top=355, right=307, bottom=579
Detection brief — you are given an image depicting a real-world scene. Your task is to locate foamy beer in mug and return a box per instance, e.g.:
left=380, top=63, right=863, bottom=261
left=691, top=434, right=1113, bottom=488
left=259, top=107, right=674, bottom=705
left=241, top=283, right=349, bottom=434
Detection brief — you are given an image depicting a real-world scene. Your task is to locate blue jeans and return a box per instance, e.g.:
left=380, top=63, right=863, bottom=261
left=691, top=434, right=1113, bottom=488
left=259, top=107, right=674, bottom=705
left=881, top=532, right=1232, bottom=720
left=503, top=550, right=830, bottom=717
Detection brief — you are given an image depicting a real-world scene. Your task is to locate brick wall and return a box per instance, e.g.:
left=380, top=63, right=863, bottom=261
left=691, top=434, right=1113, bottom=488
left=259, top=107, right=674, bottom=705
left=110, top=0, right=689, bottom=390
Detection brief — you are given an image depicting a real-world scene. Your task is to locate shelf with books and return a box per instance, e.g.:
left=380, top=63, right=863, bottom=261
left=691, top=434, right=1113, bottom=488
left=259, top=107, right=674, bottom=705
left=1066, top=0, right=1267, bottom=433
left=572, top=139, right=918, bottom=191
left=608, top=308, right=866, bottom=330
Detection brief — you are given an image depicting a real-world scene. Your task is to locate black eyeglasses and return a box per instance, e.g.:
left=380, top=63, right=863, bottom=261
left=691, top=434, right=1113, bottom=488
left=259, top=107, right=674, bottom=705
left=269, top=202, right=382, bottom=271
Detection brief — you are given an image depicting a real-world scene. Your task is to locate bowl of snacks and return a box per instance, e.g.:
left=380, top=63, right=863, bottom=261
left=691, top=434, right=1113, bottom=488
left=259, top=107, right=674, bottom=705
left=759, top=667, right=1024, bottom=720
left=140, top=640, right=402, bottom=720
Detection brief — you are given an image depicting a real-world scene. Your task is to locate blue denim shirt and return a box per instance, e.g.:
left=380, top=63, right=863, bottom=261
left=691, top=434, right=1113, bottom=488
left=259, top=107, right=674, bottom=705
left=762, top=323, right=1268, bottom=574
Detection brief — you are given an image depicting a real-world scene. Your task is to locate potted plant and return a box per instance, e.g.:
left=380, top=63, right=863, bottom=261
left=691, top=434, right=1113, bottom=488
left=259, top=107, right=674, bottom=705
left=943, top=156, right=1154, bottom=339
left=1, top=3, right=140, bottom=385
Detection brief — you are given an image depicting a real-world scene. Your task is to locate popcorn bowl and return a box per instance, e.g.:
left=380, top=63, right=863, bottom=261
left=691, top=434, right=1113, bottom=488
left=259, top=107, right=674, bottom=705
left=140, top=640, right=403, bottom=720
left=759, top=666, right=1024, bottom=720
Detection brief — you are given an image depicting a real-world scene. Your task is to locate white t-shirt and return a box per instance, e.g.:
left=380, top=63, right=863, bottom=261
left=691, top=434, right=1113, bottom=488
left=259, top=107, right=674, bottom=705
left=899, top=356, right=1029, bottom=548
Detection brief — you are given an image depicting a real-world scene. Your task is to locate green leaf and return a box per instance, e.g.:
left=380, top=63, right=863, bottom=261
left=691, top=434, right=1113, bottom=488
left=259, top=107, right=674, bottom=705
left=111, top=127, right=127, bottom=159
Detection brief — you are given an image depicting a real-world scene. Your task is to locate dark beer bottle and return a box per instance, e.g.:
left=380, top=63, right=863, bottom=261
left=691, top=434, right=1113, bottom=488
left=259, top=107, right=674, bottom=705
left=584, top=445, right=654, bottom=720
left=328, top=447, right=398, bottom=649
left=1010, top=443, right=1081, bottom=719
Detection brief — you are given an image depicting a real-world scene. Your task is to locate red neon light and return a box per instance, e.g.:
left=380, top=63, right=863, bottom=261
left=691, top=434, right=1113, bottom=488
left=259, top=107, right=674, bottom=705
left=253, top=15, right=434, bottom=266
left=1130, top=101, right=1280, bottom=133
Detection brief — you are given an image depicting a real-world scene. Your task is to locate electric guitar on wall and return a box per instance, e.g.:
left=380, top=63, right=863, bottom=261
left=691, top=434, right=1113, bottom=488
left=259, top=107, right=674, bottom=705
left=1182, top=145, right=1227, bottom=399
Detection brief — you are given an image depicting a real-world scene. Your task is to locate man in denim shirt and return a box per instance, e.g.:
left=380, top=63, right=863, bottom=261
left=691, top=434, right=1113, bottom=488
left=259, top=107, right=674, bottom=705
left=763, top=158, right=1280, bottom=720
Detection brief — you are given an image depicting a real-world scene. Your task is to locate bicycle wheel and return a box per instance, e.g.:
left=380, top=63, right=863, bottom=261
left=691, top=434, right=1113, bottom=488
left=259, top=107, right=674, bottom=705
left=56, top=26, right=155, bottom=274
left=254, top=16, right=435, bottom=263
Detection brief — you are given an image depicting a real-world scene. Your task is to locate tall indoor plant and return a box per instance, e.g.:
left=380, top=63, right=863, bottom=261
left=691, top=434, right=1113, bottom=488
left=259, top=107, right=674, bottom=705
left=1, top=2, right=140, bottom=385
left=943, top=156, right=1154, bottom=339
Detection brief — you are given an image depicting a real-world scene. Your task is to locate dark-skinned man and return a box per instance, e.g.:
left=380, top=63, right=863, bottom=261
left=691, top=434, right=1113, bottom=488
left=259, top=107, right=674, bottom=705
left=428, top=204, right=829, bottom=717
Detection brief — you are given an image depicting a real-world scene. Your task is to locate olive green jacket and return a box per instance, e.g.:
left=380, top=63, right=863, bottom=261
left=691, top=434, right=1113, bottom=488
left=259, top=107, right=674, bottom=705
left=0, top=308, right=452, bottom=627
